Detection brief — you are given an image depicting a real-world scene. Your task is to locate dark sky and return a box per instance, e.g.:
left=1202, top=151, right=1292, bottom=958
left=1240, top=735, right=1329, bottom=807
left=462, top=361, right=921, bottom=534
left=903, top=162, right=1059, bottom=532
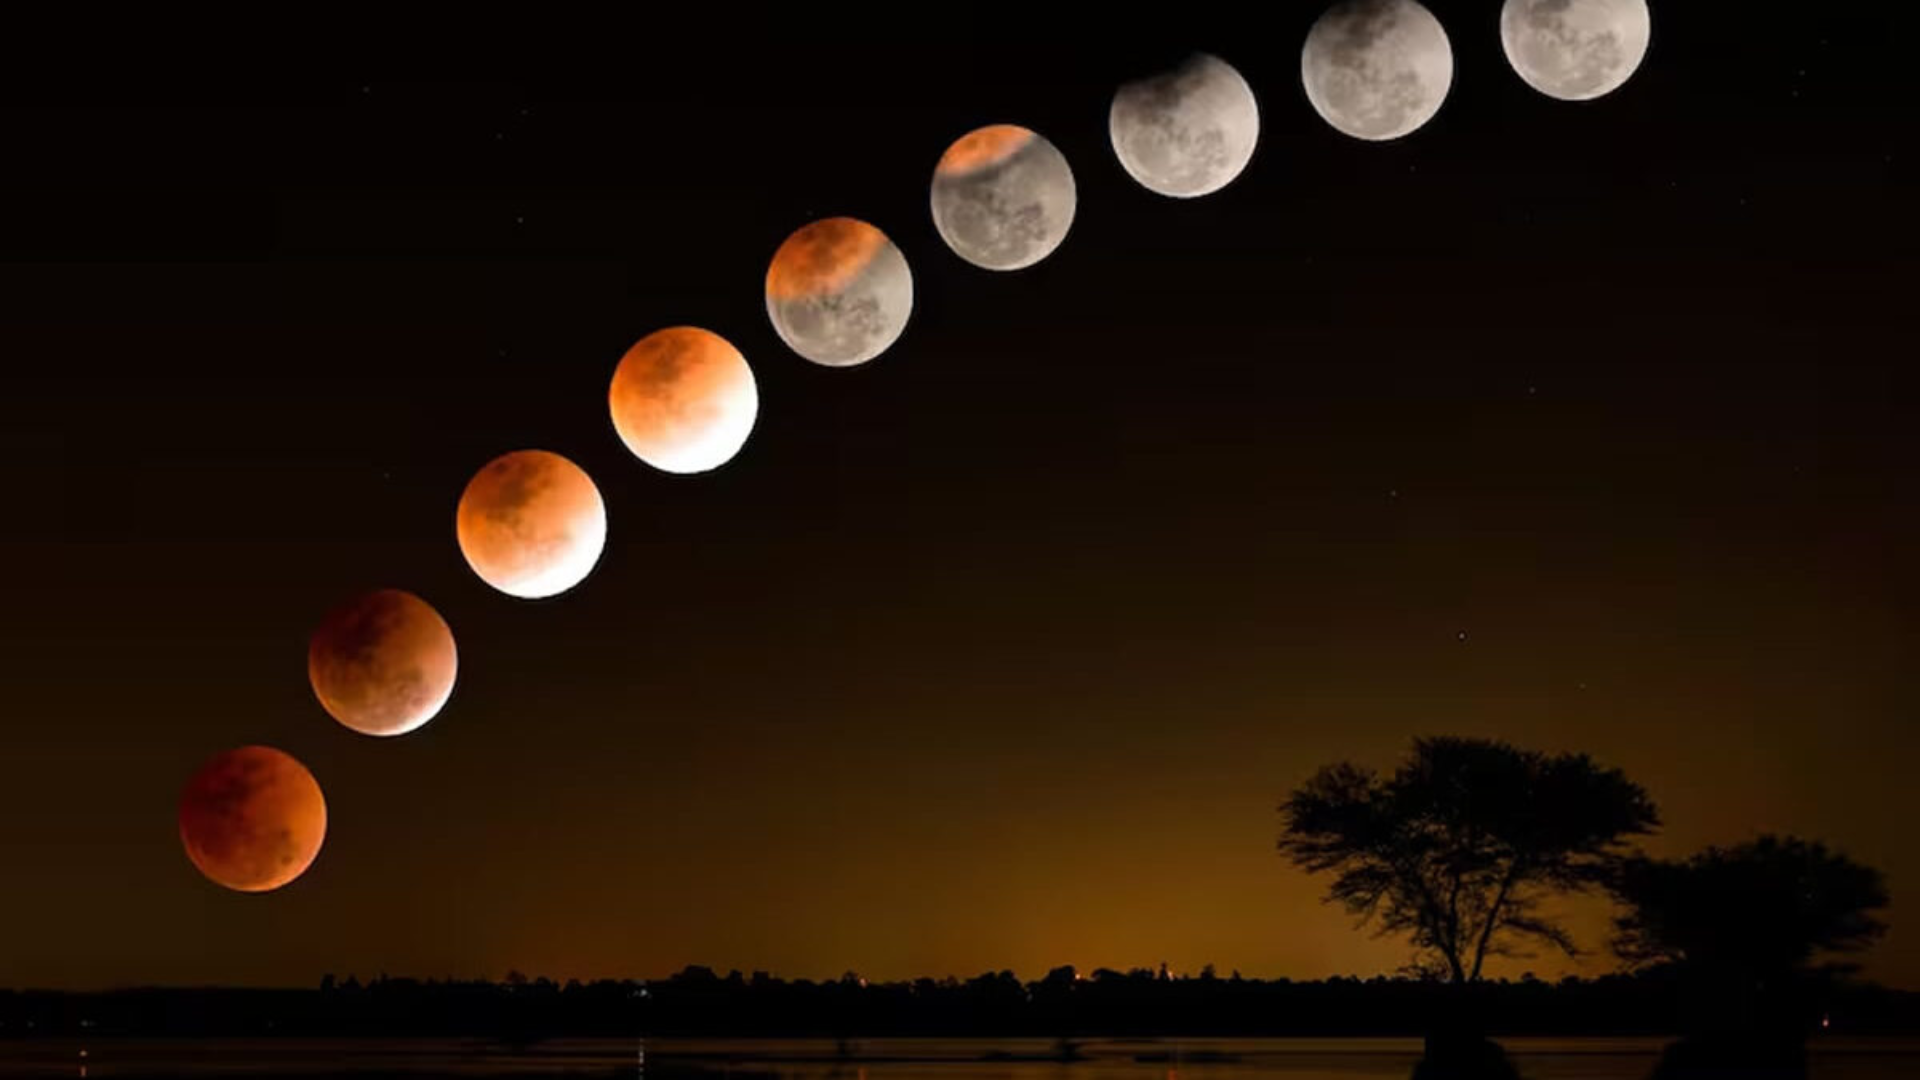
left=4, top=6, right=1917, bottom=990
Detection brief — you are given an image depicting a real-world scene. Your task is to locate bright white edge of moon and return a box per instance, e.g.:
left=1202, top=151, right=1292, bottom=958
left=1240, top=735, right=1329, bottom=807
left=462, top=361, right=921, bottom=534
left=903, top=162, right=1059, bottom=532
left=382, top=664, right=456, bottom=736
left=496, top=498, right=607, bottom=599
left=628, top=369, right=758, bottom=475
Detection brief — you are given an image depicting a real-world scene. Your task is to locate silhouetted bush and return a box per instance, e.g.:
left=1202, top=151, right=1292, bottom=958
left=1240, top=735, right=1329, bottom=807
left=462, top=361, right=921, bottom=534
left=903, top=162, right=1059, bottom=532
left=1610, top=834, right=1889, bottom=1076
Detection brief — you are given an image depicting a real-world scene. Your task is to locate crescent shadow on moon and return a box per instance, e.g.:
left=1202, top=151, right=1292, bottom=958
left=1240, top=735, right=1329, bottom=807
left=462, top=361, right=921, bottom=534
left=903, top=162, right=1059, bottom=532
left=1301, top=0, right=1455, bottom=142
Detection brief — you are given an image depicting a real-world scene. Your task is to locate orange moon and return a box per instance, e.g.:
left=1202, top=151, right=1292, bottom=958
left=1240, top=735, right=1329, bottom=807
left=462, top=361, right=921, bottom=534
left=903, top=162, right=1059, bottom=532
left=456, top=449, right=607, bottom=599
left=608, top=326, right=758, bottom=474
left=178, top=746, right=327, bottom=893
left=308, top=588, right=457, bottom=737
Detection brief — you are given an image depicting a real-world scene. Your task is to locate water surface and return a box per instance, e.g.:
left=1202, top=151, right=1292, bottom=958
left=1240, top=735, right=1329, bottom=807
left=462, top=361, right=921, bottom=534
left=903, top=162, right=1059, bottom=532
left=3, top=1036, right=1917, bottom=1079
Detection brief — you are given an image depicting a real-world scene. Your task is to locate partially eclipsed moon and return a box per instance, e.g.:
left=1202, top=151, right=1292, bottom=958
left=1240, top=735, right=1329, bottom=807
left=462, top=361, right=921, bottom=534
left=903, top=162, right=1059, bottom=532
left=179, top=745, right=327, bottom=893
left=456, top=449, right=607, bottom=599
left=609, top=326, right=758, bottom=472
left=1302, top=0, right=1455, bottom=142
left=930, top=124, right=1077, bottom=271
left=1110, top=53, right=1260, bottom=198
left=308, top=588, right=457, bottom=737
left=766, top=218, right=913, bottom=367
left=1501, top=0, right=1651, bottom=102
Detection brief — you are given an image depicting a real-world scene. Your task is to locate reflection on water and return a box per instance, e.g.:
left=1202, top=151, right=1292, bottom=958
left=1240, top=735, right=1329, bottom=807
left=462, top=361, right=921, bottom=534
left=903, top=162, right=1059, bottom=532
left=0, top=1037, right=1916, bottom=1079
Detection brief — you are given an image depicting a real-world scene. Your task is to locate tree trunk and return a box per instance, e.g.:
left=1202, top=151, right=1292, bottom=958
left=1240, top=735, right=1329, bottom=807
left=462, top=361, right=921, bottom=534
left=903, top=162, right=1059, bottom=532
left=1468, top=865, right=1521, bottom=981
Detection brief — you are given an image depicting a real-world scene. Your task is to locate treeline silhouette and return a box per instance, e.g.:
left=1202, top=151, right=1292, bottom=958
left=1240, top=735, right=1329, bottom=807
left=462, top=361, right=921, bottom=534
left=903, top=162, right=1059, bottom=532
left=3, top=964, right=1917, bottom=1040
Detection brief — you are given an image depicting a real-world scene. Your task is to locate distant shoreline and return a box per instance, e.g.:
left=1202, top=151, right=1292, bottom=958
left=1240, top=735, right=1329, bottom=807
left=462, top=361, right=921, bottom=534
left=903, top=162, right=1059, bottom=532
left=5, top=967, right=1920, bottom=1040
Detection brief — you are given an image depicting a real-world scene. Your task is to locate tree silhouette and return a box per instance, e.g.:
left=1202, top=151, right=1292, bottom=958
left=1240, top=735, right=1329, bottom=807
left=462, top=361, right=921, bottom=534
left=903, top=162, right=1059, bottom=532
left=1280, top=736, right=1659, bottom=984
left=1610, top=834, right=1888, bottom=1048
left=1612, top=834, right=1887, bottom=974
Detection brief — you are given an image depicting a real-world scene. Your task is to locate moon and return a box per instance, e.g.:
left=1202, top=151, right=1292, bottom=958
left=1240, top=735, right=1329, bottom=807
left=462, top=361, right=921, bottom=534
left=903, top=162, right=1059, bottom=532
left=609, top=326, right=758, bottom=472
left=1110, top=53, right=1260, bottom=198
left=1501, top=0, right=1651, bottom=102
left=1302, top=0, right=1455, bottom=142
left=179, top=746, right=327, bottom=893
left=930, top=124, right=1077, bottom=271
left=765, top=218, right=913, bottom=367
left=308, top=588, right=457, bottom=737
left=456, top=449, right=607, bottom=599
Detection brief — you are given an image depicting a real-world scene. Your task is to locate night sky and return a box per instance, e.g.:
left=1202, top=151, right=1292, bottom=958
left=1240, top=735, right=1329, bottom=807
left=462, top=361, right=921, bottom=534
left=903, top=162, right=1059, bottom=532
left=5, top=6, right=1917, bottom=990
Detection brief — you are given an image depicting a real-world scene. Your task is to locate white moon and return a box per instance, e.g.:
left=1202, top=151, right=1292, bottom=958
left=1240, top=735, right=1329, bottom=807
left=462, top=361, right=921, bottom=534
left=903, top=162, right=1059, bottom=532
left=1302, top=0, right=1455, bottom=142
left=930, top=125, right=1077, bottom=271
left=1501, top=0, right=1651, bottom=102
left=1110, top=53, right=1260, bottom=198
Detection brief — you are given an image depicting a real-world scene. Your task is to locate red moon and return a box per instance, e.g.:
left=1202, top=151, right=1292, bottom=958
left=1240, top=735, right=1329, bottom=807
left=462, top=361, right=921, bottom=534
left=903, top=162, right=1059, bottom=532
left=308, top=589, right=457, bottom=737
left=609, top=326, right=758, bottom=474
left=455, top=449, right=607, bottom=599
left=178, top=746, right=327, bottom=893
